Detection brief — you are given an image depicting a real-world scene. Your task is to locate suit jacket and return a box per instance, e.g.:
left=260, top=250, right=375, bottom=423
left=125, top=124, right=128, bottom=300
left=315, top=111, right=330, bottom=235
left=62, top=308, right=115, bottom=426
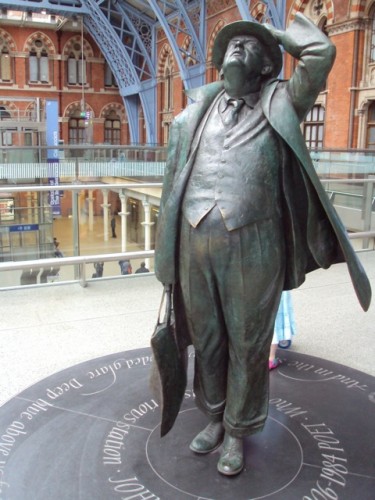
left=155, top=14, right=371, bottom=314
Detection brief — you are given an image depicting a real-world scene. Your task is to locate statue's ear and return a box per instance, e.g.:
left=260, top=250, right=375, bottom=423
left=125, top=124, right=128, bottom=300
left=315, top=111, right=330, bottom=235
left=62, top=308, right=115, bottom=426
left=219, top=68, right=224, bottom=79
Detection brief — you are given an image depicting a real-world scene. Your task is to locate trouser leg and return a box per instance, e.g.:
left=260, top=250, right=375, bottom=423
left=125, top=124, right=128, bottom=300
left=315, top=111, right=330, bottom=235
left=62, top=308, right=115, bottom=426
left=179, top=213, right=228, bottom=420
left=179, top=207, right=285, bottom=435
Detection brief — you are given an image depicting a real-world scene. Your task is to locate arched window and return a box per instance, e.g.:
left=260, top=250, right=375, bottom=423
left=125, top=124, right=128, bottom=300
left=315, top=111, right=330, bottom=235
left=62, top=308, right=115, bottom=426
left=104, top=110, right=121, bottom=145
left=164, top=66, right=173, bottom=111
left=28, top=39, right=49, bottom=83
left=370, top=8, right=375, bottom=63
left=68, top=110, right=86, bottom=144
left=104, top=61, right=117, bottom=87
left=366, top=101, right=375, bottom=149
left=0, top=46, right=11, bottom=82
left=160, top=52, right=174, bottom=112
left=0, top=106, right=12, bottom=145
left=303, top=105, right=325, bottom=149
left=67, top=43, right=86, bottom=85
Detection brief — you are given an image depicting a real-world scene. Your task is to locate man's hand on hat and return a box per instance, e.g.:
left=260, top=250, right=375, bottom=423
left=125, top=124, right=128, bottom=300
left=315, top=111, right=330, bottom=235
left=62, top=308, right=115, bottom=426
left=262, top=22, right=300, bottom=59
left=262, top=23, right=284, bottom=46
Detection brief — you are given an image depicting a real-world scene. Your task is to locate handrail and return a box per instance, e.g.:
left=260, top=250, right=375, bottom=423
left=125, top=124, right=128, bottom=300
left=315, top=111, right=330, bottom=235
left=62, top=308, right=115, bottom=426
left=0, top=182, right=163, bottom=193
left=348, top=231, right=375, bottom=238
left=0, top=250, right=155, bottom=290
left=1, top=231, right=374, bottom=291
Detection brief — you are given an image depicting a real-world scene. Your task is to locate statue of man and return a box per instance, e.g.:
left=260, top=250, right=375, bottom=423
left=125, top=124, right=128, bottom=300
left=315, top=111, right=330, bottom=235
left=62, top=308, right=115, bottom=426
left=154, top=14, right=371, bottom=476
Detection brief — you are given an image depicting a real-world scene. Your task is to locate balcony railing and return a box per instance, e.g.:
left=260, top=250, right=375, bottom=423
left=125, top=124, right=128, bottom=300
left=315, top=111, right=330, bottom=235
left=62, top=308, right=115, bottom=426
left=1, top=148, right=375, bottom=290
left=0, top=161, right=166, bottom=180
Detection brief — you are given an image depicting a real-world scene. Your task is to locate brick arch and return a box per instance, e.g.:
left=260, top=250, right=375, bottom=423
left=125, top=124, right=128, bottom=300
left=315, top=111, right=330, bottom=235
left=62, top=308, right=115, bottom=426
left=351, top=0, right=367, bottom=17
left=0, top=29, right=17, bottom=51
left=23, top=31, right=56, bottom=54
left=99, top=103, right=126, bottom=122
left=207, top=19, right=225, bottom=63
left=363, top=0, right=375, bottom=16
left=250, top=1, right=268, bottom=21
left=62, top=35, right=94, bottom=58
left=158, top=43, right=174, bottom=77
left=0, top=100, right=17, bottom=116
left=289, top=0, right=334, bottom=24
left=181, top=35, right=196, bottom=67
left=63, top=101, right=94, bottom=118
left=25, top=101, right=37, bottom=114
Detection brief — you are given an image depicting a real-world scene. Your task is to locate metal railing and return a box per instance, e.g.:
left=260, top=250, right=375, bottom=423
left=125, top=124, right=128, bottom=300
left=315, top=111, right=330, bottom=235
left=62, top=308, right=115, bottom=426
left=0, top=161, right=166, bottom=180
left=1, top=230, right=374, bottom=291
left=0, top=144, right=168, bottom=164
left=0, top=250, right=155, bottom=290
left=1, top=163, right=375, bottom=290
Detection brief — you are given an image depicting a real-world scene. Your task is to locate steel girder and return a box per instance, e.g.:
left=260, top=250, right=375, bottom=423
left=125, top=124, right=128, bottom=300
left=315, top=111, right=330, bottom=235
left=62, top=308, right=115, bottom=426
left=83, top=0, right=156, bottom=144
left=235, top=0, right=286, bottom=29
left=0, top=0, right=286, bottom=143
left=146, top=0, right=206, bottom=90
left=0, top=0, right=89, bottom=15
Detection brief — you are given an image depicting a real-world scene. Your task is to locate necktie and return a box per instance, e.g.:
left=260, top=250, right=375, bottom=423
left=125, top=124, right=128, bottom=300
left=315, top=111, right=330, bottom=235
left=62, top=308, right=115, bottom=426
left=222, top=98, right=245, bottom=127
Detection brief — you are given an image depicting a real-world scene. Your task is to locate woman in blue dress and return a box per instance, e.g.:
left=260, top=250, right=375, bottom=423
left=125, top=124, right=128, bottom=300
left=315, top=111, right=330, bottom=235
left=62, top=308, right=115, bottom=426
left=269, top=291, right=296, bottom=370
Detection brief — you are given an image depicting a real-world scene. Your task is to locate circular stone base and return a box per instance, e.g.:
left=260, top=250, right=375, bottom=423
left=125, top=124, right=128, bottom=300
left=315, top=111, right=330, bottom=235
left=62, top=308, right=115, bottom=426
left=0, top=348, right=374, bottom=499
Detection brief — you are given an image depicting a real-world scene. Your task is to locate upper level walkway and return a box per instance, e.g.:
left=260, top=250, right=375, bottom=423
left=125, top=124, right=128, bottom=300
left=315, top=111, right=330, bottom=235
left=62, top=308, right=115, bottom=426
left=1, top=249, right=374, bottom=409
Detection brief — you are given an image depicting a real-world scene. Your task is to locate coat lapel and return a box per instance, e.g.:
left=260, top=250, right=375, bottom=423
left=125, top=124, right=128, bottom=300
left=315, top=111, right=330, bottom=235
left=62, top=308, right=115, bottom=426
left=155, top=82, right=224, bottom=284
left=262, top=81, right=371, bottom=311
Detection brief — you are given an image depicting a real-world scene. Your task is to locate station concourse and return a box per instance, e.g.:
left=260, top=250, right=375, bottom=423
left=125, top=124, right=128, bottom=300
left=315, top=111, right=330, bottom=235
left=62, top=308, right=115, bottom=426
left=0, top=250, right=374, bottom=499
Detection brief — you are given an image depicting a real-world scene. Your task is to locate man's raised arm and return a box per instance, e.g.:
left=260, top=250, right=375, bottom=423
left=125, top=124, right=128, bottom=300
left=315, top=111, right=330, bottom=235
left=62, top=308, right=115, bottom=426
left=265, top=13, right=336, bottom=122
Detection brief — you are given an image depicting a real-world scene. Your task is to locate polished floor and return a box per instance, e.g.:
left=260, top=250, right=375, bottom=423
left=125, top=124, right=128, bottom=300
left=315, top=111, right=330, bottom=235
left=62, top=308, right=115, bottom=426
left=1, top=228, right=375, bottom=499
left=1, top=233, right=375, bottom=408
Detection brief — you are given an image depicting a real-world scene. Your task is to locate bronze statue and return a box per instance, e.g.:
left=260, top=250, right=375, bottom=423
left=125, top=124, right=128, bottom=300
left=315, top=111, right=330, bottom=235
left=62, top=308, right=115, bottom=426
left=154, top=13, right=371, bottom=476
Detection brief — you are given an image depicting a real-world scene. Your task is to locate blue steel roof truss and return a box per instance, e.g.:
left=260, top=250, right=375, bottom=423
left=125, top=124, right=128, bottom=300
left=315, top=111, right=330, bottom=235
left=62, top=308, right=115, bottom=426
left=0, top=0, right=285, bottom=144
left=100, top=0, right=155, bottom=81
left=234, top=0, right=286, bottom=28
left=0, top=0, right=90, bottom=15
left=147, top=0, right=206, bottom=89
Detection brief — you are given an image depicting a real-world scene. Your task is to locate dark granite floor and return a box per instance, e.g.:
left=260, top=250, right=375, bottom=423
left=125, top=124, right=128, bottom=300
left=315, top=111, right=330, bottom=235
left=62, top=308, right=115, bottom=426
left=0, top=348, right=374, bottom=500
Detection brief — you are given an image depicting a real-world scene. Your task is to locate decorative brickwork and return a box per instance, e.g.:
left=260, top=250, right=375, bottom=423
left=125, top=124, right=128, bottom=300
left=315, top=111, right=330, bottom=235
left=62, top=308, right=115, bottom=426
left=207, top=0, right=236, bottom=17
left=99, top=102, right=126, bottom=122
left=23, top=31, right=56, bottom=54
left=289, top=0, right=334, bottom=23
left=0, top=29, right=17, bottom=52
left=62, top=35, right=94, bottom=59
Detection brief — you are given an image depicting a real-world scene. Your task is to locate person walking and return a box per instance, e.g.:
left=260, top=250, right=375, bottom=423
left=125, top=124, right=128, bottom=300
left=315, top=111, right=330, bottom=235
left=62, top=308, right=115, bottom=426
left=135, top=262, right=150, bottom=274
left=119, top=259, right=132, bottom=275
left=111, top=215, right=117, bottom=238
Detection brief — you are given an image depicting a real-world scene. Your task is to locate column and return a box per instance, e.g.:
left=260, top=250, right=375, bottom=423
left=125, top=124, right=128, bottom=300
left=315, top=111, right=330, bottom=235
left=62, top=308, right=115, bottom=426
left=87, top=190, right=95, bottom=232
left=119, top=191, right=130, bottom=252
left=26, top=192, right=33, bottom=223
left=141, top=197, right=154, bottom=270
left=101, top=189, right=111, bottom=242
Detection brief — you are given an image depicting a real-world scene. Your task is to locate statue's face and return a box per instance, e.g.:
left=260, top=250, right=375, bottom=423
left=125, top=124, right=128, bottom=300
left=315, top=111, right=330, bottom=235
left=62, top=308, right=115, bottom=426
left=222, top=35, right=266, bottom=78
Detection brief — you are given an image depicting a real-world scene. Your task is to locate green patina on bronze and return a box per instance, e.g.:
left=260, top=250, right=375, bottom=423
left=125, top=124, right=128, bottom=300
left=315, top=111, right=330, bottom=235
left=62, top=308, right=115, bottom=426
left=152, top=13, right=371, bottom=476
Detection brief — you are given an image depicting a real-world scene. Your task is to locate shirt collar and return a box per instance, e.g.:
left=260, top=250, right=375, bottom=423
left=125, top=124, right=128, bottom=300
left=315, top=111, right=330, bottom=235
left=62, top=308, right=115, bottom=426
left=219, top=91, right=260, bottom=113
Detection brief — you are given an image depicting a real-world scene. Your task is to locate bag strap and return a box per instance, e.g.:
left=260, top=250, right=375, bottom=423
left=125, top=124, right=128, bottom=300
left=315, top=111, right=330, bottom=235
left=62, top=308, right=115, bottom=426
left=157, top=286, right=173, bottom=325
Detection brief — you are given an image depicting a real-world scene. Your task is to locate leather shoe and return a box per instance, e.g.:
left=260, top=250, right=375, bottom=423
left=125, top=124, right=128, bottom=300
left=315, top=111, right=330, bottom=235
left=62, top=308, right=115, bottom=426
left=217, top=434, right=244, bottom=476
left=189, top=421, right=224, bottom=454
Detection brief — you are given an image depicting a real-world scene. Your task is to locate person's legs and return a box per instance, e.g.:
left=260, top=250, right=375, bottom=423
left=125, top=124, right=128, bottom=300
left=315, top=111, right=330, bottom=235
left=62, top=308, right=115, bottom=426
left=179, top=210, right=285, bottom=473
left=214, top=217, right=285, bottom=437
left=210, top=216, right=285, bottom=475
left=179, top=212, right=228, bottom=422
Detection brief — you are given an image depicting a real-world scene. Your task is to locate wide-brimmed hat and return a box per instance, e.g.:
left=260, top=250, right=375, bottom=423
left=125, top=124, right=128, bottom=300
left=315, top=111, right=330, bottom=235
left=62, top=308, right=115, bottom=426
left=212, top=21, right=282, bottom=77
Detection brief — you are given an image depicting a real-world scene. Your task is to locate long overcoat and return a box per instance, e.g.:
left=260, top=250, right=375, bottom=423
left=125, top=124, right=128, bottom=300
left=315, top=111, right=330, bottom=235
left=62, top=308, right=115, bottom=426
left=155, top=17, right=371, bottom=351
